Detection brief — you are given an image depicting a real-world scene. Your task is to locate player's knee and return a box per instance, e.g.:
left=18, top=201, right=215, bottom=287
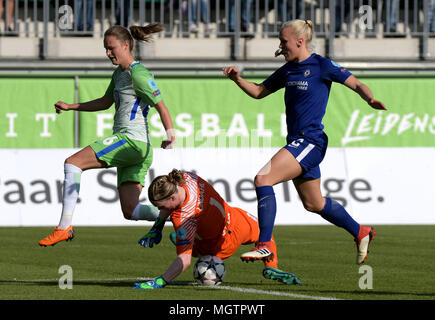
left=254, top=174, right=269, bottom=187
left=64, top=156, right=82, bottom=169
left=64, top=157, right=74, bottom=165
left=302, top=200, right=324, bottom=213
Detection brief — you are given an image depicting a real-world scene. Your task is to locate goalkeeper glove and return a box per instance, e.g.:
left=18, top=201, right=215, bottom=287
left=138, top=216, right=166, bottom=248
left=134, top=276, right=167, bottom=290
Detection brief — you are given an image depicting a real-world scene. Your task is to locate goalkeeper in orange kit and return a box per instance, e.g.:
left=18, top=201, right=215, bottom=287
left=133, top=169, right=301, bottom=290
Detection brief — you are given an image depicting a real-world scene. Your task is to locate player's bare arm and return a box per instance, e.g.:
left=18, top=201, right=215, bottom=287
left=344, top=75, right=387, bottom=110
left=162, top=253, right=192, bottom=282
left=54, top=95, right=114, bottom=114
left=154, top=100, right=176, bottom=149
left=222, top=66, right=271, bottom=99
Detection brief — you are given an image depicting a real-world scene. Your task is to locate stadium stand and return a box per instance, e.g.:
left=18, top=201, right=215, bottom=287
left=1, top=0, right=435, bottom=73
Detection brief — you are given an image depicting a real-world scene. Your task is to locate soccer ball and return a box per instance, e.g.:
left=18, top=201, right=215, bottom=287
left=193, top=255, right=226, bottom=286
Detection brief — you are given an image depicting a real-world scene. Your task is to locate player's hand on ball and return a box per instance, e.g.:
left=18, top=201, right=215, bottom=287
left=138, top=227, right=162, bottom=248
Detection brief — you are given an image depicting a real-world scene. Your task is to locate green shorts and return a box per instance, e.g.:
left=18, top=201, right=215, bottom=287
left=89, top=133, right=153, bottom=187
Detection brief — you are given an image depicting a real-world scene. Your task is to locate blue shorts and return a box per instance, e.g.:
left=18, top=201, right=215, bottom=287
left=283, top=134, right=328, bottom=180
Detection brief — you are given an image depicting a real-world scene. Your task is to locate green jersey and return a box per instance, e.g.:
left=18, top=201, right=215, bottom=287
left=104, top=61, right=163, bottom=143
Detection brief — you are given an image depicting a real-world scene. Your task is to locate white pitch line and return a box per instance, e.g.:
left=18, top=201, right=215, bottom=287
left=4, top=277, right=340, bottom=300
left=206, top=285, right=340, bottom=300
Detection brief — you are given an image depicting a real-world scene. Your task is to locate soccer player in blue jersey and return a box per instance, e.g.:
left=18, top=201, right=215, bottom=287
left=39, top=24, right=175, bottom=246
left=222, top=19, right=387, bottom=264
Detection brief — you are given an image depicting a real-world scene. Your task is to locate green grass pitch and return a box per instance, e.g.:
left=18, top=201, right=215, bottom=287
left=0, top=225, right=434, bottom=300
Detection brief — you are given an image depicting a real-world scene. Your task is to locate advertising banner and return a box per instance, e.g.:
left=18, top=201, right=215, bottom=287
left=1, top=76, right=434, bottom=226
left=0, top=148, right=433, bottom=226
left=2, top=77, right=435, bottom=148
left=0, top=78, right=75, bottom=148
left=77, top=77, right=435, bottom=148
left=327, top=78, right=435, bottom=147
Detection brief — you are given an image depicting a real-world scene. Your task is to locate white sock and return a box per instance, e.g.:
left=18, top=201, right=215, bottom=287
left=58, top=163, right=82, bottom=229
left=131, top=204, right=159, bottom=221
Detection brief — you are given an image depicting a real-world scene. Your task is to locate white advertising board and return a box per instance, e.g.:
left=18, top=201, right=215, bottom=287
left=0, top=148, right=433, bottom=226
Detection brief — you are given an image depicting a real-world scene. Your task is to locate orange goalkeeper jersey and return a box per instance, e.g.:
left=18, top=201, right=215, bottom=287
left=171, top=172, right=257, bottom=257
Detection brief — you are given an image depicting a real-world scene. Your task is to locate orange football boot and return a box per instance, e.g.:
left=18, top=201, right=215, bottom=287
left=38, top=226, right=75, bottom=247
left=355, top=226, right=376, bottom=264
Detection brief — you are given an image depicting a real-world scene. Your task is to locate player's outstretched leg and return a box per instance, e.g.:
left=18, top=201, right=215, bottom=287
left=241, top=186, right=276, bottom=263
left=38, top=226, right=75, bottom=247
left=355, top=226, right=376, bottom=264
left=317, top=197, right=376, bottom=264
left=240, top=241, right=274, bottom=263
left=39, top=162, right=81, bottom=247
left=263, top=267, right=301, bottom=285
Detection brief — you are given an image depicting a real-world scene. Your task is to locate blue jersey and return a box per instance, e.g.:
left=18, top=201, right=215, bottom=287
left=263, top=53, right=352, bottom=144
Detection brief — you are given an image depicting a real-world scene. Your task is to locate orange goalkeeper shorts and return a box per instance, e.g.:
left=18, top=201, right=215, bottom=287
left=194, top=207, right=278, bottom=268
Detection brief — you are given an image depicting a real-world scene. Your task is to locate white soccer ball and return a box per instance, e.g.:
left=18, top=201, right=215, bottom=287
left=193, top=255, right=226, bottom=286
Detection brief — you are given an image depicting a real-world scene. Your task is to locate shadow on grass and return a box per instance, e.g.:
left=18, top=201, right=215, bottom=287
left=0, top=279, right=201, bottom=289
left=0, top=279, right=132, bottom=288
left=290, top=286, right=435, bottom=299
left=2, top=279, right=433, bottom=299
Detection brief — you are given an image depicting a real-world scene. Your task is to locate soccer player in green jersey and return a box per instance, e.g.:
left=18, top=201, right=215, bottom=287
left=39, top=24, right=175, bottom=246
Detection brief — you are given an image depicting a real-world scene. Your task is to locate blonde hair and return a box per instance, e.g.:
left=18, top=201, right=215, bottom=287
left=148, top=169, right=184, bottom=205
left=281, top=19, right=314, bottom=43
left=104, top=23, right=163, bottom=52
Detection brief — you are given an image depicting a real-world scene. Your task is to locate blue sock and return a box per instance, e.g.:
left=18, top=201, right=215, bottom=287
left=319, top=197, right=360, bottom=238
left=256, top=186, right=276, bottom=243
